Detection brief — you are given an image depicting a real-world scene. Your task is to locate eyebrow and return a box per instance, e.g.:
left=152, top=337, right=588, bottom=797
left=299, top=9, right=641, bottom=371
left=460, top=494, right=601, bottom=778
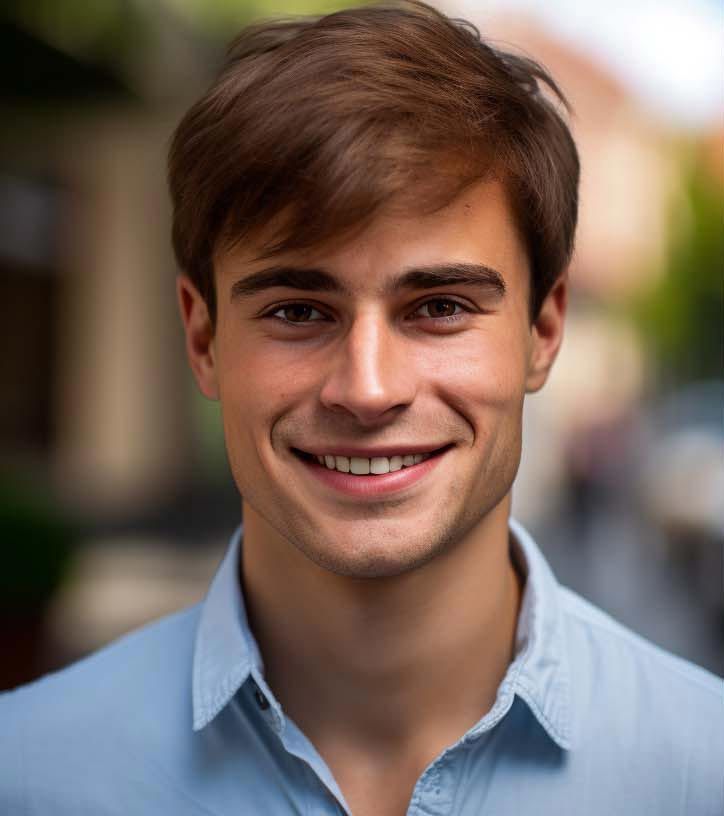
left=393, top=263, right=506, bottom=296
left=229, top=262, right=506, bottom=301
left=230, top=266, right=348, bottom=299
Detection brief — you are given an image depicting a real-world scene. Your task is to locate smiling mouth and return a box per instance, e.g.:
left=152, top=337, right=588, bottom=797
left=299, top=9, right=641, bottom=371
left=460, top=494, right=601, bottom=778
left=292, top=446, right=452, bottom=475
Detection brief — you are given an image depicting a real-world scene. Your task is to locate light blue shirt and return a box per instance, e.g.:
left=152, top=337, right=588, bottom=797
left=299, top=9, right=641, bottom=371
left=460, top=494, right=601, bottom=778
left=1, top=519, right=722, bottom=814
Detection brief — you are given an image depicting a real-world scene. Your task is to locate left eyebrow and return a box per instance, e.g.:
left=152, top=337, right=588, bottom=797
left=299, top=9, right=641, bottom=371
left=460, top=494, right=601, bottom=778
left=387, top=263, right=506, bottom=297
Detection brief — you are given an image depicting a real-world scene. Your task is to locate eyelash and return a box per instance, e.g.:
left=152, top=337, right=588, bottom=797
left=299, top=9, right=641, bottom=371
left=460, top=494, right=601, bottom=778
left=263, top=298, right=473, bottom=327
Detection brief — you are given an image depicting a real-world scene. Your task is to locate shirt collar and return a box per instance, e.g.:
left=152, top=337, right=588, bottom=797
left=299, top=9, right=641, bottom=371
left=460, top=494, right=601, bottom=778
left=192, top=527, right=260, bottom=731
left=505, top=518, right=574, bottom=749
left=192, top=518, right=574, bottom=749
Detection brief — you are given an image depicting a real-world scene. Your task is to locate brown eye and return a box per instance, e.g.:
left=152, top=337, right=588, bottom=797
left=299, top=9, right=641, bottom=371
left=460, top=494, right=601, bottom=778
left=285, top=304, right=312, bottom=322
left=272, top=303, right=325, bottom=323
left=418, top=299, right=462, bottom=318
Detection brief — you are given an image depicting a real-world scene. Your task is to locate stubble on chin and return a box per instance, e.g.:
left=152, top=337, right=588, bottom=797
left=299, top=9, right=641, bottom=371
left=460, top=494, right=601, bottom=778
left=281, top=475, right=488, bottom=580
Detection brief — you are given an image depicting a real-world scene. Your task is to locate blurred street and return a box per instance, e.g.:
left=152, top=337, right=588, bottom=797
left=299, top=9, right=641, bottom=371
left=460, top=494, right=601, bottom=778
left=541, top=500, right=723, bottom=677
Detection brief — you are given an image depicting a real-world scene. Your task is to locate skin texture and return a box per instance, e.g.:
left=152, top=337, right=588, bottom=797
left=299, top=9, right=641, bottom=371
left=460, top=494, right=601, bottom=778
left=178, top=178, right=567, bottom=815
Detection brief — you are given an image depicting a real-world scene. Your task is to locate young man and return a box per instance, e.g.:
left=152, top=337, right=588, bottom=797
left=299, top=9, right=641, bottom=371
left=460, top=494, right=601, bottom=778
left=1, top=2, right=721, bottom=814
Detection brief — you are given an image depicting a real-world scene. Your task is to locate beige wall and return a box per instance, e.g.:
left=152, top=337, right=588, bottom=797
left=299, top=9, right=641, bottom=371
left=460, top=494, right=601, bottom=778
left=54, top=111, right=194, bottom=514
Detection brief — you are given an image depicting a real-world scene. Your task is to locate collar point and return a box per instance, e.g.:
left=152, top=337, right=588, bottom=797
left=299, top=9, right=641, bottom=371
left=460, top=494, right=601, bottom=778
left=551, top=727, right=574, bottom=752
left=192, top=714, right=210, bottom=732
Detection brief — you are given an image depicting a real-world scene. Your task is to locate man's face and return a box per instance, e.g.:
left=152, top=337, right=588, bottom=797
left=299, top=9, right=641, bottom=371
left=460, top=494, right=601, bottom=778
left=179, top=179, right=566, bottom=578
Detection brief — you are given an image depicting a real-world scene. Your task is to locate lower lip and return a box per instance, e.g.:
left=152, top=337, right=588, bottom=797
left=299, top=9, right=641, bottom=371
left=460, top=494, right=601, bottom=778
left=297, top=450, right=449, bottom=498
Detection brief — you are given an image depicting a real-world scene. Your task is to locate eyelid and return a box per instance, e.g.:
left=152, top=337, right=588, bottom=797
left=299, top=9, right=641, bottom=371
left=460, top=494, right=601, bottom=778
left=408, top=296, right=478, bottom=318
left=259, top=299, right=333, bottom=324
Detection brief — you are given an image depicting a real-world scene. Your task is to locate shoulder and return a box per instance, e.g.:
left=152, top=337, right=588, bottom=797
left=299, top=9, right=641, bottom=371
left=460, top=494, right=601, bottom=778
left=0, top=605, right=203, bottom=813
left=559, top=587, right=723, bottom=810
left=2, top=603, right=201, bottom=713
left=560, top=585, right=722, bottom=701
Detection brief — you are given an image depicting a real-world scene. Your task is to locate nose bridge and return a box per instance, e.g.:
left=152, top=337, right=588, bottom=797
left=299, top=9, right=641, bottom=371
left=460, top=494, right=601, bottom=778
left=320, top=305, right=414, bottom=422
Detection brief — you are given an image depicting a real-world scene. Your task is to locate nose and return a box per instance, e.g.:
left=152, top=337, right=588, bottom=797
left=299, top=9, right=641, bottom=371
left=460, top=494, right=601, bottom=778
left=319, top=309, right=416, bottom=426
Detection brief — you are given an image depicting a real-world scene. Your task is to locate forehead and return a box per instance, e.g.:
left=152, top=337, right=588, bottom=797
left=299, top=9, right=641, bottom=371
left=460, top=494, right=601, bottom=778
left=216, top=178, right=529, bottom=296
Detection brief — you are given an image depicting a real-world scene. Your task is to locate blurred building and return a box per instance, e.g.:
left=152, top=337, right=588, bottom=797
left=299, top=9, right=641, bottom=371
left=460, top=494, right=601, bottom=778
left=1, top=4, right=221, bottom=523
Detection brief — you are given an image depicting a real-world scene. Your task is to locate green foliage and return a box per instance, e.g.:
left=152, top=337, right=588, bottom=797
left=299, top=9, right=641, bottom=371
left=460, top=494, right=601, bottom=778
left=0, top=0, right=369, bottom=101
left=0, top=477, right=77, bottom=610
left=2, top=0, right=149, bottom=65
left=632, top=144, right=724, bottom=386
left=165, top=0, right=366, bottom=36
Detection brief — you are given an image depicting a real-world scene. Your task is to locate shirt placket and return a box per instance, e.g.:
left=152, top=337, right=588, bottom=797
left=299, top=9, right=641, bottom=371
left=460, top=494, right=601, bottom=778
left=247, top=675, right=353, bottom=815
left=406, top=748, right=463, bottom=816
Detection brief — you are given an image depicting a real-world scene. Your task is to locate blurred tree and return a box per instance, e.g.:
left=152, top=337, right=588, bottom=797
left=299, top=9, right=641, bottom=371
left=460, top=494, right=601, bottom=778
left=164, top=0, right=357, bottom=36
left=632, top=142, right=724, bottom=387
left=0, top=18, right=132, bottom=102
left=0, top=476, right=77, bottom=689
left=0, top=477, right=76, bottom=609
left=0, top=0, right=361, bottom=104
left=0, top=0, right=149, bottom=99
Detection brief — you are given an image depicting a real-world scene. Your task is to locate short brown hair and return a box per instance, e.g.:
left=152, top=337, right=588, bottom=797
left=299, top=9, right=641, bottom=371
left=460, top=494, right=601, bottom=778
left=168, top=0, right=579, bottom=322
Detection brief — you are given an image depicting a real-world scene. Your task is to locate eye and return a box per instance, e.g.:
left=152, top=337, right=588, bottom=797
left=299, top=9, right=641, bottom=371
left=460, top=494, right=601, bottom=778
left=412, top=299, right=466, bottom=319
left=269, top=303, right=328, bottom=324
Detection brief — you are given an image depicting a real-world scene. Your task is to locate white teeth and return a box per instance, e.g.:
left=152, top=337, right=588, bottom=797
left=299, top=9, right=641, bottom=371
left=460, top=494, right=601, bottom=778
left=350, top=456, right=371, bottom=475
left=310, top=451, right=433, bottom=475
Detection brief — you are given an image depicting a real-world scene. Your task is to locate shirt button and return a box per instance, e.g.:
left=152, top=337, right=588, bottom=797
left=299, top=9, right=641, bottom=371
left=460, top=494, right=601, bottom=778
left=254, top=688, right=270, bottom=711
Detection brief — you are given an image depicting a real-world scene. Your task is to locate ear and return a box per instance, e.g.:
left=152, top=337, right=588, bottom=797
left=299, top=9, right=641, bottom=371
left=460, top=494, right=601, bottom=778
left=176, top=275, right=219, bottom=400
left=525, top=275, right=568, bottom=394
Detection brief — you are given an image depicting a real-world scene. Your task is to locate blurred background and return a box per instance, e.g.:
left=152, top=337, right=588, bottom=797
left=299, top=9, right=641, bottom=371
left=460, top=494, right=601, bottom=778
left=1, top=0, right=722, bottom=690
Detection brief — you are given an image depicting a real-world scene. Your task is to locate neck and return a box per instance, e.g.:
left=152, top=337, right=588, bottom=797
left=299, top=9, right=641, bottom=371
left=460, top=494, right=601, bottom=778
left=241, top=497, right=523, bottom=757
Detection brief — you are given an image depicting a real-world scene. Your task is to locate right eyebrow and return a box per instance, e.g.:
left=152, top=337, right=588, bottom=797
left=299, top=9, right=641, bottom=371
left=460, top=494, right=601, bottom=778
left=230, top=266, right=350, bottom=300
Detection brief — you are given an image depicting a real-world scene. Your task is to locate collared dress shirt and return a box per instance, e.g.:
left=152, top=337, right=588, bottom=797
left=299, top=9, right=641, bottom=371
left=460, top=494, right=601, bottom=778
left=1, top=519, right=722, bottom=814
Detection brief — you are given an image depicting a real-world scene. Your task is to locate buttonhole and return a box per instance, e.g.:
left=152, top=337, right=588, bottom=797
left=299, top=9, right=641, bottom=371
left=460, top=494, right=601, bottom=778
left=254, top=688, right=270, bottom=711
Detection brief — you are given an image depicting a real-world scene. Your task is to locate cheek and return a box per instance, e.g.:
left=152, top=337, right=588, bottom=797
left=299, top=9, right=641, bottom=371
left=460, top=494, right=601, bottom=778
left=423, top=327, right=529, bottom=413
left=216, top=332, right=311, bottom=410
left=214, top=338, right=271, bottom=472
left=215, top=336, right=317, bottom=473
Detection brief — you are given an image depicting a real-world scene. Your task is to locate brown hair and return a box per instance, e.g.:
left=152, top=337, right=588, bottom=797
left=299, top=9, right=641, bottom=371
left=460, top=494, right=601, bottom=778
left=168, top=0, right=579, bottom=322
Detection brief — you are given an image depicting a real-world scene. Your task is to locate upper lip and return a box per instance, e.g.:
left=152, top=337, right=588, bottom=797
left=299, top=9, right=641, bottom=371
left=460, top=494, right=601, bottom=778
left=294, top=444, right=451, bottom=458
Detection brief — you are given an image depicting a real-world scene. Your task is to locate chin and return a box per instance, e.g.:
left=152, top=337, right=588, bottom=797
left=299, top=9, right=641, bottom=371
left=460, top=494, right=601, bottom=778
left=291, top=517, right=457, bottom=580
left=304, top=546, right=438, bottom=580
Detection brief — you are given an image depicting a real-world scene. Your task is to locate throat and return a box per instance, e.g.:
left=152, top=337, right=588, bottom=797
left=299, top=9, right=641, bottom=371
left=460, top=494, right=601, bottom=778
left=241, top=498, right=522, bottom=759
left=254, top=556, right=522, bottom=752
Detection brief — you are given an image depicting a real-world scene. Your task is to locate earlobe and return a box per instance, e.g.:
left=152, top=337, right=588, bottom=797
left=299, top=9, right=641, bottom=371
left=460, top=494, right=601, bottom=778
left=176, top=275, right=219, bottom=400
left=525, top=275, right=567, bottom=394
